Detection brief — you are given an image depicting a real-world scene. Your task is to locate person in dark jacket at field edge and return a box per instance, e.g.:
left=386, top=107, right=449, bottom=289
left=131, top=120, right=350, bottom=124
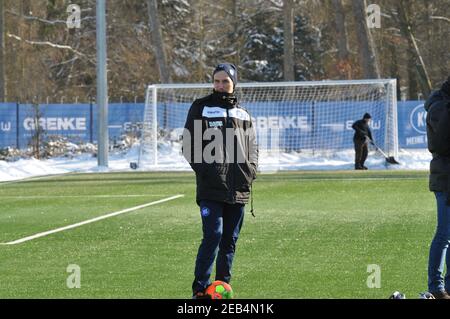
left=352, top=113, right=373, bottom=170
left=182, top=63, right=258, bottom=299
left=424, top=75, right=450, bottom=299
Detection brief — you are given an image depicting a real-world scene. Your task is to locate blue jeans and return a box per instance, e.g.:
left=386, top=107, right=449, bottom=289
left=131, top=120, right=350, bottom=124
left=192, top=200, right=245, bottom=294
left=428, top=192, right=450, bottom=293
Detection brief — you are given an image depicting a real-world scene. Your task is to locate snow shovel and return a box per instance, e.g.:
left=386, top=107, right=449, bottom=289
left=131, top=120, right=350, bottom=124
left=370, top=141, right=400, bottom=165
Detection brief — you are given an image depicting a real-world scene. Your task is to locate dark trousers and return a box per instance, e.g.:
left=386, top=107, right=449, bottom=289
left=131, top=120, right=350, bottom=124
left=192, top=200, right=245, bottom=294
left=354, top=139, right=368, bottom=169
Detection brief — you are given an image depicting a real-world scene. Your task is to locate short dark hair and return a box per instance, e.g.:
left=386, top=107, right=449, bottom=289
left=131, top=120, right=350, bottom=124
left=363, top=113, right=372, bottom=119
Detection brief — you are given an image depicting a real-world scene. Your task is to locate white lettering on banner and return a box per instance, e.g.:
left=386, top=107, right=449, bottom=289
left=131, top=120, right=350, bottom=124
left=123, top=122, right=143, bottom=131
left=410, top=104, right=426, bottom=134
left=268, top=117, right=278, bottom=128
left=23, top=118, right=87, bottom=131
left=255, top=116, right=309, bottom=130
left=47, top=118, right=57, bottom=130
left=370, top=121, right=381, bottom=130
left=1, top=122, right=11, bottom=132
left=345, top=120, right=381, bottom=130
left=256, top=117, right=383, bottom=131
left=23, top=118, right=35, bottom=130
left=346, top=121, right=353, bottom=130
left=417, top=113, right=426, bottom=127
left=406, top=135, right=427, bottom=146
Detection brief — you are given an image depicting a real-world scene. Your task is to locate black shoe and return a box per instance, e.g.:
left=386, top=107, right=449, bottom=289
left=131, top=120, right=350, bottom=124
left=362, top=166, right=368, bottom=170
left=430, top=290, right=450, bottom=299
left=192, top=291, right=210, bottom=299
left=355, top=166, right=363, bottom=170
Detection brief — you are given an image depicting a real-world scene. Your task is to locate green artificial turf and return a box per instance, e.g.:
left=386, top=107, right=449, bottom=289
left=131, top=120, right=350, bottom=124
left=0, top=170, right=436, bottom=299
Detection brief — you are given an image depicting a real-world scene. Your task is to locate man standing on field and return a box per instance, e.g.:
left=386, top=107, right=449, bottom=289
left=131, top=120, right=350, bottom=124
left=425, top=75, right=450, bottom=299
left=352, top=113, right=373, bottom=170
left=182, top=63, right=258, bottom=299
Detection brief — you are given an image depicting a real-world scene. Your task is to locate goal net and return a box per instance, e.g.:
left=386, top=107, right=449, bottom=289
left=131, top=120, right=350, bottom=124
left=138, top=79, right=398, bottom=171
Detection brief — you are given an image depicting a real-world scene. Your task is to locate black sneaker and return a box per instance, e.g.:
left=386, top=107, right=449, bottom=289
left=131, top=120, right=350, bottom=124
left=430, top=290, right=450, bottom=299
left=362, top=166, right=368, bottom=170
left=192, top=291, right=210, bottom=299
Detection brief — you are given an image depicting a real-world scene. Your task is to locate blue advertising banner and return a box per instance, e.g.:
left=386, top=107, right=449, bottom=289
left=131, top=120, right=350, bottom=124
left=397, top=101, right=427, bottom=149
left=158, top=101, right=428, bottom=150
left=0, top=103, right=145, bottom=149
left=155, top=100, right=387, bottom=151
left=0, top=103, right=18, bottom=148
left=0, top=101, right=428, bottom=150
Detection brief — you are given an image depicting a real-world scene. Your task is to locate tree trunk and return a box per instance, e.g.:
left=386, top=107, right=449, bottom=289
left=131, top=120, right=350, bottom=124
left=407, top=52, right=420, bottom=99
left=395, top=39, right=410, bottom=100
left=331, top=0, right=351, bottom=79
left=147, top=0, right=171, bottom=83
left=233, top=0, right=240, bottom=68
left=351, top=0, right=380, bottom=79
left=0, top=0, right=5, bottom=102
left=283, top=0, right=295, bottom=81
left=396, top=0, right=432, bottom=97
left=195, top=0, right=205, bottom=81
left=388, top=5, right=408, bottom=100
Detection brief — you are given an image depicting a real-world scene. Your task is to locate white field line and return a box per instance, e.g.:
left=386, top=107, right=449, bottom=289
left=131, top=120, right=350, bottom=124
left=258, top=177, right=426, bottom=182
left=0, top=174, right=127, bottom=185
left=288, top=177, right=426, bottom=181
left=0, top=194, right=175, bottom=199
left=0, top=172, right=81, bottom=186
left=0, top=194, right=184, bottom=246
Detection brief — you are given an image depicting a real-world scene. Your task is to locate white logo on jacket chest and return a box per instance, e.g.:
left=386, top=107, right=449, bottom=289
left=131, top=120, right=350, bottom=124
left=202, top=106, right=250, bottom=121
left=202, top=107, right=227, bottom=118
left=229, top=108, right=250, bottom=121
left=208, top=120, right=223, bottom=128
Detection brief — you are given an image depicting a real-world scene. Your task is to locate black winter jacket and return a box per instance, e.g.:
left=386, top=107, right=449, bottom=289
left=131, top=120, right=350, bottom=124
left=425, top=89, right=450, bottom=192
left=183, top=91, right=258, bottom=205
left=352, top=119, right=373, bottom=142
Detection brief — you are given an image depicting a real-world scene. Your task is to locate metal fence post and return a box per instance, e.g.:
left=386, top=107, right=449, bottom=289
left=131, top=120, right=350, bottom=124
left=16, top=102, right=19, bottom=149
left=90, top=96, right=94, bottom=144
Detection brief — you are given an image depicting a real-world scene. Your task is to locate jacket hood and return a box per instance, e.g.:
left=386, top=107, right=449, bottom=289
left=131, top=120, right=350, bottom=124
left=425, top=90, right=444, bottom=112
left=425, top=79, right=450, bottom=112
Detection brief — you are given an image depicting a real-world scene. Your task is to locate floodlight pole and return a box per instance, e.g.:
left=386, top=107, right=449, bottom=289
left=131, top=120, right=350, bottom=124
left=96, top=0, right=108, bottom=167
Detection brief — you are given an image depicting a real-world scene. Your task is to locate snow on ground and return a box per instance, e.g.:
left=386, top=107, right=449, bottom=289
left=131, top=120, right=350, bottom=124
left=0, top=144, right=431, bottom=182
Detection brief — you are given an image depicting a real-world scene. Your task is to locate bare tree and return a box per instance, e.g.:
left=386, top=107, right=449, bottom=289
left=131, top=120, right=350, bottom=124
left=147, top=0, right=172, bottom=83
left=0, top=0, right=5, bottom=101
left=283, top=0, right=294, bottom=81
left=194, top=0, right=205, bottom=81
left=0, top=0, right=447, bottom=102
left=395, top=0, right=432, bottom=96
left=30, top=101, right=44, bottom=159
left=331, top=0, right=351, bottom=79
left=351, top=0, right=380, bottom=79
left=394, top=37, right=410, bottom=100
left=232, top=0, right=241, bottom=68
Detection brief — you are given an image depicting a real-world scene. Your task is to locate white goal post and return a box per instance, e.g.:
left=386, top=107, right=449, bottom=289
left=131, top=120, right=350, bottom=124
left=137, top=79, right=398, bottom=170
